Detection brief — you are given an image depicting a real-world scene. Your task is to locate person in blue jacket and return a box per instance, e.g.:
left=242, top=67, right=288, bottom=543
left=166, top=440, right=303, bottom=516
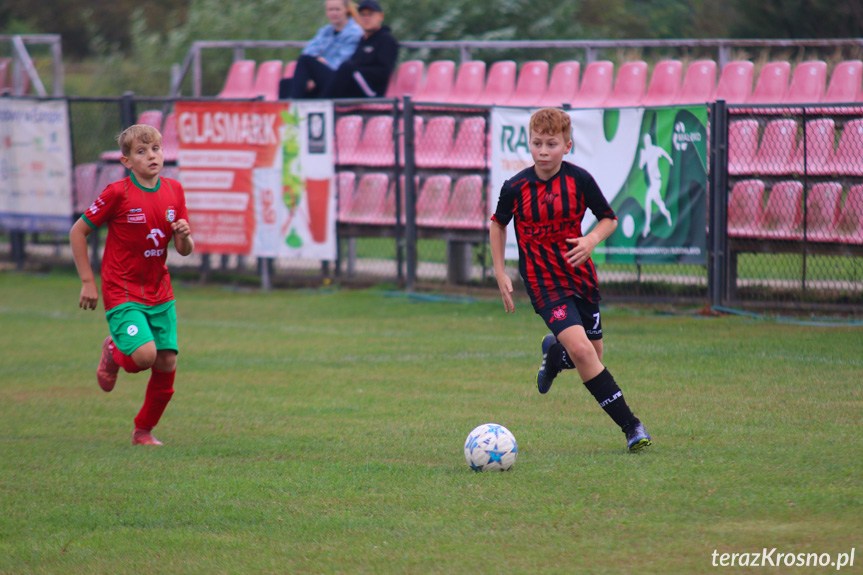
left=280, top=0, right=363, bottom=99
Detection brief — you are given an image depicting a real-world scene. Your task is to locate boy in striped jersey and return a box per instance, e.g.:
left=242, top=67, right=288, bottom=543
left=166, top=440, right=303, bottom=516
left=70, top=124, right=194, bottom=446
left=490, top=107, right=651, bottom=452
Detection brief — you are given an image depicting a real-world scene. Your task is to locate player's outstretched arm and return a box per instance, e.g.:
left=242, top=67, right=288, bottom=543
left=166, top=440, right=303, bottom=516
left=172, top=219, right=194, bottom=256
left=70, top=218, right=99, bottom=310
left=490, top=221, right=515, bottom=313
left=565, top=217, right=618, bottom=268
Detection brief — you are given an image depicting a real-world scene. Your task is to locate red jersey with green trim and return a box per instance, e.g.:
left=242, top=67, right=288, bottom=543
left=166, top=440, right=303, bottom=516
left=83, top=176, right=188, bottom=311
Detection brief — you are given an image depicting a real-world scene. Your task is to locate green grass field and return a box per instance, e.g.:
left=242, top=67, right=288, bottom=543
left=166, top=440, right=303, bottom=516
left=1, top=270, right=861, bottom=574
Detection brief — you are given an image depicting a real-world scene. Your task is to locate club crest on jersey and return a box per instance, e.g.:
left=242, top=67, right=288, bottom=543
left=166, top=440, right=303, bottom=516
left=549, top=305, right=567, bottom=322
left=166, top=207, right=176, bottom=223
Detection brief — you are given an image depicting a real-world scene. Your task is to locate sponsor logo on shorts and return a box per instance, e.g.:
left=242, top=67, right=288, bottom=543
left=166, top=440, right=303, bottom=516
left=127, top=325, right=139, bottom=336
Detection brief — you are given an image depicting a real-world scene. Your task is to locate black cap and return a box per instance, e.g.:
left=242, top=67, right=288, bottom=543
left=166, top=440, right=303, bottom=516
left=357, top=0, right=383, bottom=12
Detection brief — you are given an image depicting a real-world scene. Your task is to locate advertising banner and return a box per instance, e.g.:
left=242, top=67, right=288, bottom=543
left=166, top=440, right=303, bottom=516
left=0, top=98, right=73, bottom=233
left=491, top=106, right=708, bottom=264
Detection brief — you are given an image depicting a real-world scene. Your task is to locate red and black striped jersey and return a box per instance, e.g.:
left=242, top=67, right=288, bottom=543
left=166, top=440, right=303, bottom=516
left=492, top=161, right=615, bottom=309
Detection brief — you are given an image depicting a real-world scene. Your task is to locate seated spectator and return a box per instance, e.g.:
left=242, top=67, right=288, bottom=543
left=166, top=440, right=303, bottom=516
left=321, top=0, right=399, bottom=99
left=280, top=0, right=363, bottom=99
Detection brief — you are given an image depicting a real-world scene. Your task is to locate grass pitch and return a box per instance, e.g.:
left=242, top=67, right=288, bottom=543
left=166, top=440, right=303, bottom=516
left=1, top=270, right=861, bottom=574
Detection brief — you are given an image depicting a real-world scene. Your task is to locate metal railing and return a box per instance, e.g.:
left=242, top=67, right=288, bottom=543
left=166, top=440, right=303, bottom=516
left=0, top=34, right=64, bottom=97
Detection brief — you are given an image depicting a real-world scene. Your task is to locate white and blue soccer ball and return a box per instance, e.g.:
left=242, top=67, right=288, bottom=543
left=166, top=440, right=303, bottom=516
left=464, top=423, right=518, bottom=472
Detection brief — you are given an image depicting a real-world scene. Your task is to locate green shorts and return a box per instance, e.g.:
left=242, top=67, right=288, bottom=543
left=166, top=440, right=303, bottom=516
left=106, top=301, right=178, bottom=355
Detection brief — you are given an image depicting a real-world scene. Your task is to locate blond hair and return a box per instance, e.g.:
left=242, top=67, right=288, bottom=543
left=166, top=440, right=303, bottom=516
left=118, top=124, right=162, bottom=157
left=529, top=107, right=572, bottom=142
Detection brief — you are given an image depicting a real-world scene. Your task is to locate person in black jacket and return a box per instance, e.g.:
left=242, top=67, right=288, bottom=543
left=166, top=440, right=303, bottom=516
left=322, top=0, right=399, bottom=99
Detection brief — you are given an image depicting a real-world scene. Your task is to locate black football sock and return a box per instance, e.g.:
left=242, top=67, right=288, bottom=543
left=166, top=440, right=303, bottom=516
left=582, top=368, right=640, bottom=431
left=550, top=342, right=576, bottom=370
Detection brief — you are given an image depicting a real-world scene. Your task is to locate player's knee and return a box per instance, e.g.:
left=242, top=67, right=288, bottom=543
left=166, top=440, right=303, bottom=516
left=131, top=344, right=158, bottom=369
left=563, top=338, right=597, bottom=365
left=153, top=351, right=177, bottom=373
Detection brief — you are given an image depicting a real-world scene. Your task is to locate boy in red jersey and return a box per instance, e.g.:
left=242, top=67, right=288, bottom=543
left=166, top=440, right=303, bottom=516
left=490, top=108, right=652, bottom=452
left=70, top=124, right=194, bottom=446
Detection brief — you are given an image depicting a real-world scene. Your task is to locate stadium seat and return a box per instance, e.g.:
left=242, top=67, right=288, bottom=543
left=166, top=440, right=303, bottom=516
left=789, top=118, right=835, bottom=175
left=380, top=176, right=416, bottom=225
left=443, top=61, right=487, bottom=105
left=73, top=163, right=100, bottom=213
left=334, top=115, right=364, bottom=165
left=336, top=171, right=357, bottom=220
left=804, top=182, right=843, bottom=242
left=94, top=163, right=126, bottom=196
left=728, top=119, right=759, bottom=176
left=414, top=60, right=456, bottom=103
left=443, top=116, right=487, bottom=169
left=505, top=61, right=549, bottom=107
left=161, top=112, right=179, bottom=163
left=538, top=61, right=580, bottom=108
left=833, top=119, right=863, bottom=176
left=761, top=180, right=803, bottom=240
left=475, top=61, right=516, bottom=106
left=784, top=60, right=826, bottom=104
left=386, top=60, right=425, bottom=98
left=603, top=61, right=647, bottom=108
left=823, top=60, right=863, bottom=103
left=0, top=58, right=10, bottom=91
left=752, top=119, right=798, bottom=176
left=353, top=115, right=395, bottom=166
left=747, top=61, right=790, bottom=104
left=283, top=60, right=297, bottom=79
left=571, top=61, right=614, bottom=108
left=251, top=60, right=283, bottom=101
left=675, top=59, right=716, bottom=105
left=341, top=173, right=390, bottom=224
left=100, top=110, right=164, bottom=161
left=714, top=60, right=754, bottom=104
left=440, top=175, right=487, bottom=229
left=836, top=184, right=863, bottom=244
left=218, top=59, right=257, bottom=98
left=727, top=179, right=765, bottom=238
left=415, top=116, right=456, bottom=168
left=416, top=175, right=453, bottom=227
left=641, top=60, right=682, bottom=107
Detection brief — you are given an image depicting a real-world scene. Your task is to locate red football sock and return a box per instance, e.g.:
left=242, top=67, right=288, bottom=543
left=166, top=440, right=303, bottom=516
left=111, top=344, right=146, bottom=374
left=133, top=368, right=176, bottom=431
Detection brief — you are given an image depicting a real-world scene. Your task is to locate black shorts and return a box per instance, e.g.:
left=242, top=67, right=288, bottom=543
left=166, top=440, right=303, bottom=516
left=537, top=296, right=603, bottom=340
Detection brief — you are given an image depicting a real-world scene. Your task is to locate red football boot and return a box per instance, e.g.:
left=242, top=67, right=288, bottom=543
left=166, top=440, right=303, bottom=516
left=132, top=428, right=164, bottom=446
left=97, top=337, right=120, bottom=392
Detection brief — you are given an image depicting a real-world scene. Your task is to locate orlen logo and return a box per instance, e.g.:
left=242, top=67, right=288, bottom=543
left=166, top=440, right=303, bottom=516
left=145, top=228, right=166, bottom=257
left=672, top=122, right=702, bottom=151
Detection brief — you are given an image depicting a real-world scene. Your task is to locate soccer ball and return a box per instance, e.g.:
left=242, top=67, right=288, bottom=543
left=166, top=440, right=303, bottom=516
left=464, top=423, right=518, bottom=472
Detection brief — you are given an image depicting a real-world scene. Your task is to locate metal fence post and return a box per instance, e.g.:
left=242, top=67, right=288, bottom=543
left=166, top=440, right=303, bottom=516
left=403, top=97, right=418, bottom=291
left=708, top=100, right=729, bottom=309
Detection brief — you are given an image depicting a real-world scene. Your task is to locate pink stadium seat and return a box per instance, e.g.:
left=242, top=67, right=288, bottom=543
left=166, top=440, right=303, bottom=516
left=415, top=60, right=456, bottom=103
left=161, top=112, right=179, bottom=163
left=761, top=180, right=803, bottom=240
left=475, top=61, right=516, bottom=106
left=416, top=175, right=453, bottom=227
left=505, top=61, right=549, bottom=107
left=73, top=163, right=100, bottom=213
left=341, top=173, right=390, bottom=224
left=380, top=176, right=416, bottom=225
left=641, top=60, right=682, bottom=107
left=415, top=116, right=456, bottom=168
left=836, top=184, right=863, bottom=244
left=572, top=61, right=613, bottom=108
left=823, top=60, right=863, bottom=103
left=747, top=61, right=790, bottom=104
left=440, top=175, right=487, bottom=229
left=752, top=119, right=798, bottom=176
left=283, top=60, right=297, bottom=79
left=443, top=61, right=487, bottom=104
left=728, top=119, right=759, bottom=176
left=334, top=115, right=364, bottom=165
left=95, top=163, right=126, bottom=195
left=675, top=59, right=716, bottom=104
left=833, top=119, right=863, bottom=176
left=603, top=61, right=647, bottom=108
left=353, top=115, right=394, bottom=167
left=789, top=118, right=835, bottom=175
left=443, top=116, right=487, bottom=169
left=784, top=61, right=826, bottom=104
left=336, top=171, right=357, bottom=220
left=727, top=179, right=765, bottom=238
left=804, top=182, right=843, bottom=242
left=252, top=60, right=283, bottom=101
left=218, top=60, right=257, bottom=98
left=386, top=60, right=425, bottom=98
left=101, top=110, right=164, bottom=161
left=538, top=61, right=580, bottom=108
left=715, top=60, right=754, bottom=104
